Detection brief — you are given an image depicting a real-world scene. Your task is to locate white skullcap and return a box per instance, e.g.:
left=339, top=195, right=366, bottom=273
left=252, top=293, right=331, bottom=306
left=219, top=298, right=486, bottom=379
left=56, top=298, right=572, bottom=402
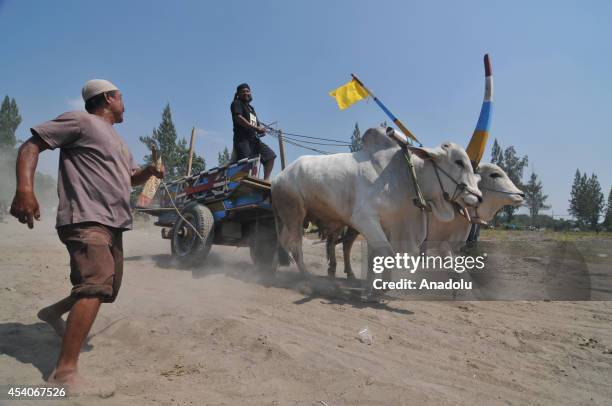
left=81, top=79, right=119, bottom=102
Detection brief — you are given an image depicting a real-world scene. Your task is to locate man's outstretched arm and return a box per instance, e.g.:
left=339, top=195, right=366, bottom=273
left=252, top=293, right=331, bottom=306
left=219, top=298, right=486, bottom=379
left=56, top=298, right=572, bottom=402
left=10, top=135, right=49, bottom=228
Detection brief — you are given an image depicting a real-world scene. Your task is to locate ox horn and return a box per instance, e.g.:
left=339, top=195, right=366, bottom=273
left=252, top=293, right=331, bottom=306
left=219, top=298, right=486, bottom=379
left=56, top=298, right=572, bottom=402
left=466, top=54, right=493, bottom=167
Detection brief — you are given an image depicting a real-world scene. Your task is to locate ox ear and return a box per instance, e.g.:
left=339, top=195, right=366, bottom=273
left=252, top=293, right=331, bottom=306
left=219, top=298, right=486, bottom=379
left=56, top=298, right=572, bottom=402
left=408, top=146, right=441, bottom=161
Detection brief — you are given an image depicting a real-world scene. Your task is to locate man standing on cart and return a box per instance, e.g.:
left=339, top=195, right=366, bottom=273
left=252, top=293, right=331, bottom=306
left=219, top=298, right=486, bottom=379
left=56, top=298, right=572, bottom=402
left=230, top=83, right=276, bottom=181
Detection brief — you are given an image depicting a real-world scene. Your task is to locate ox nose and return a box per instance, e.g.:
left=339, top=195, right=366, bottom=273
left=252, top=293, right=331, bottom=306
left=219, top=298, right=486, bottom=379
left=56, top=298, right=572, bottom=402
left=465, top=185, right=483, bottom=204
left=518, top=193, right=525, bottom=198
left=461, top=191, right=482, bottom=207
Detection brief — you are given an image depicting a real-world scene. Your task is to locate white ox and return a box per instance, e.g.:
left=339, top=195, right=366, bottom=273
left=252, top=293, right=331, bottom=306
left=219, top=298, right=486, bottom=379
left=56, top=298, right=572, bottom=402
left=327, top=162, right=524, bottom=277
left=425, top=162, right=524, bottom=256
left=271, top=127, right=482, bottom=279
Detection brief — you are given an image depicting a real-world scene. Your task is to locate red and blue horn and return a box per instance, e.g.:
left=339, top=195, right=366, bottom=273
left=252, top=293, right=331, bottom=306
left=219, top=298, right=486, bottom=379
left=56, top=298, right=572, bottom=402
left=466, top=54, right=493, bottom=166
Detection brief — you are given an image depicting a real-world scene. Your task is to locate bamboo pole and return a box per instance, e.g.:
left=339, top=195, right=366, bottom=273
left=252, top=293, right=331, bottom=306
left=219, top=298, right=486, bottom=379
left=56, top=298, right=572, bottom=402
left=278, top=129, right=286, bottom=170
left=350, top=73, right=422, bottom=146
left=349, top=75, right=427, bottom=209
left=187, top=126, right=196, bottom=177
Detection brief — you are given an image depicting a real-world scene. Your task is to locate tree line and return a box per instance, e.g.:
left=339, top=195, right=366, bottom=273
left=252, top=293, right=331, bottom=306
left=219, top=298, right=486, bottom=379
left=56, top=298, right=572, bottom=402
left=487, top=139, right=609, bottom=231
left=1, top=95, right=610, bottom=232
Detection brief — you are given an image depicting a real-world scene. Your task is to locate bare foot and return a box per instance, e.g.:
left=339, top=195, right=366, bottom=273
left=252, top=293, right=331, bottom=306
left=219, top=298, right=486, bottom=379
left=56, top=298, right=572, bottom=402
left=48, top=369, right=115, bottom=398
left=37, top=307, right=66, bottom=337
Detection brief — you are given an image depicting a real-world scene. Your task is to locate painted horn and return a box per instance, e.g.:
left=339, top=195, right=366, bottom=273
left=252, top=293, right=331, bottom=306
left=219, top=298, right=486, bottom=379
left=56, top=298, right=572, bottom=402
left=466, top=54, right=493, bottom=167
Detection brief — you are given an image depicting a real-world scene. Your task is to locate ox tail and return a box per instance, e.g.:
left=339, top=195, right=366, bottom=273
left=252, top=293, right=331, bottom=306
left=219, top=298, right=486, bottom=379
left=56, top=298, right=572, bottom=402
left=466, top=53, right=494, bottom=167
left=271, top=193, right=292, bottom=266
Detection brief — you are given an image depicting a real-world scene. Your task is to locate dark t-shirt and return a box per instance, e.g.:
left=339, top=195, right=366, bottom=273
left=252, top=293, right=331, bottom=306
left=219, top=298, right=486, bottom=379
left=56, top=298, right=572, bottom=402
left=32, top=111, right=139, bottom=229
left=231, top=99, right=259, bottom=140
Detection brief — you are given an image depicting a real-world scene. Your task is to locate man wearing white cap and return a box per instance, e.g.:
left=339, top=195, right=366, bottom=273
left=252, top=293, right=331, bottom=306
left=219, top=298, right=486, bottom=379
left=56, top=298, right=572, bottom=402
left=10, top=79, right=164, bottom=394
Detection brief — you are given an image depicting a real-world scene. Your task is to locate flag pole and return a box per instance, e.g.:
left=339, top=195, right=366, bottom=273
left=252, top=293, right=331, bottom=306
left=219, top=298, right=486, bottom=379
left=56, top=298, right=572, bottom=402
left=350, top=73, right=422, bottom=147
left=349, top=74, right=427, bottom=209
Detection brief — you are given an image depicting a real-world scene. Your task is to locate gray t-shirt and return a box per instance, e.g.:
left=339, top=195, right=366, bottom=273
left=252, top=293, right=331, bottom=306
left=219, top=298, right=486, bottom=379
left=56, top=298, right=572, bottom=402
left=32, top=111, right=139, bottom=229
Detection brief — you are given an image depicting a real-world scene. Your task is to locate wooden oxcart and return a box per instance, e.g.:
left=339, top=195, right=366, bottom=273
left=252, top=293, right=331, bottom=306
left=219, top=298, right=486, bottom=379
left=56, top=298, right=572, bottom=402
left=136, top=156, right=286, bottom=271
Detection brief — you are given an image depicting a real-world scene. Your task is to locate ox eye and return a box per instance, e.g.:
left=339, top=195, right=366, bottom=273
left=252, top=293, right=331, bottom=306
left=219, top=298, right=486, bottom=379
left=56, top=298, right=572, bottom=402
left=455, top=160, right=465, bottom=169
left=490, top=173, right=501, bottom=178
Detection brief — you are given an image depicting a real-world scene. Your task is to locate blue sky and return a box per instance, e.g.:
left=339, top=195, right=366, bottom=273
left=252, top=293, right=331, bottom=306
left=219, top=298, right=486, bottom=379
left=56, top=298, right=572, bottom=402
left=1, top=0, right=611, bottom=216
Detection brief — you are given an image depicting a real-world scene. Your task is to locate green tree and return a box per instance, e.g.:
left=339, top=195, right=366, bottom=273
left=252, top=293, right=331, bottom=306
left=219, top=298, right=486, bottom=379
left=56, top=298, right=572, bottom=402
left=523, top=171, right=550, bottom=224
left=489, top=140, right=528, bottom=222
left=177, top=137, right=205, bottom=177
left=139, top=104, right=205, bottom=180
left=490, top=138, right=502, bottom=166
left=603, top=187, right=612, bottom=231
left=350, top=122, right=362, bottom=152
left=0, top=95, right=22, bottom=149
left=217, top=146, right=231, bottom=166
left=568, top=169, right=586, bottom=227
left=569, top=170, right=605, bottom=230
left=585, top=174, right=604, bottom=230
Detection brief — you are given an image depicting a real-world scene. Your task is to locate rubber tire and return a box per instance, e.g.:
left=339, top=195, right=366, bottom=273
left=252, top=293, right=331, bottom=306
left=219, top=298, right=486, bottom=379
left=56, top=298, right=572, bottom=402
left=171, top=203, right=214, bottom=267
left=249, top=219, right=279, bottom=274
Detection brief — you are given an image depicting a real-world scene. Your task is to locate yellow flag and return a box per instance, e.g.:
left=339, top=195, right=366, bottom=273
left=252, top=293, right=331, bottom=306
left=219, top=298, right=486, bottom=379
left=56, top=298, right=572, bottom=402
left=329, top=79, right=369, bottom=110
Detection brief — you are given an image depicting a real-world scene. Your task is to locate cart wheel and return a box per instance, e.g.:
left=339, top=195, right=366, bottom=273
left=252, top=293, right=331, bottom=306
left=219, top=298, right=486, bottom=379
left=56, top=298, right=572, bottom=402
left=249, top=219, right=278, bottom=274
left=171, top=203, right=214, bottom=266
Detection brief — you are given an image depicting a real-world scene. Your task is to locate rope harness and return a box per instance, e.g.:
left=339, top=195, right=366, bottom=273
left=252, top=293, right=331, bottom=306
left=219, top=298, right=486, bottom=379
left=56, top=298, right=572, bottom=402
left=478, top=185, right=519, bottom=195
left=431, top=160, right=482, bottom=205
left=161, top=181, right=206, bottom=241
left=402, top=149, right=428, bottom=210
left=402, top=147, right=484, bottom=226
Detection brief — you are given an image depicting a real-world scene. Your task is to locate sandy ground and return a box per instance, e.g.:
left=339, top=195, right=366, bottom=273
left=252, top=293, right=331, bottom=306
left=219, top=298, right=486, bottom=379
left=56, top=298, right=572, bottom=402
left=1, top=217, right=611, bottom=406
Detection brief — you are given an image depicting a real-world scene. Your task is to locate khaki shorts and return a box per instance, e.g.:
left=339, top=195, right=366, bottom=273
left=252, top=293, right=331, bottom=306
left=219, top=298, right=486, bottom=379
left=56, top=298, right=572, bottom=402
left=57, top=222, right=124, bottom=303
